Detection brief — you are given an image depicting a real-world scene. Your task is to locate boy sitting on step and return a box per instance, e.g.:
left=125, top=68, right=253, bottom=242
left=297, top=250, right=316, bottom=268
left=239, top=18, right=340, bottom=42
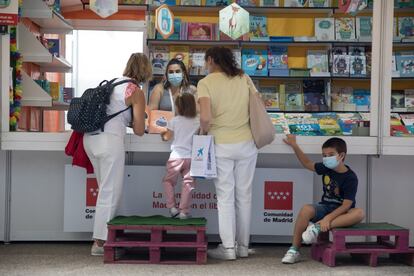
left=282, top=135, right=365, bottom=264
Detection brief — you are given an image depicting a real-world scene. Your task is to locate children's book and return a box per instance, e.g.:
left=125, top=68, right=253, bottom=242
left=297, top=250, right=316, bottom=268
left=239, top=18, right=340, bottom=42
left=405, top=89, right=414, bottom=110
left=353, top=89, right=370, bottom=112
left=284, top=0, right=308, bottom=7
left=260, top=86, right=279, bottom=111
left=284, top=82, right=304, bottom=111
left=391, top=90, right=406, bottom=112
left=356, top=16, right=372, bottom=41
left=268, top=46, right=289, bottom=76
left=152, top=0, right=176, bottom=6
left=307, top=50, right=330, bottom=76
left=259, top=0, right=279, bottom=6
left=332, top=54, right=350, bottom=76
left=315, top=18, right=335, bottom=41
left=350, top=55, right=367, bottom=77
left=335, top=18, right=356, bottom=41
left=303, top=80, right=328, bottom=111
left=180, top=0, right=201, bottom=5
left=268, top=113, right=290, bottom=134
left=236, top=0, right=257, bottom=6
left=49, top=82, right=60, bottom=101
left=398, top=17, right=414, bottom=38
left=309, top=0, right=330, bottom=7
left=331, top=86, right=355, bottom=111
left=400, top=114, right=414, bottom=134
left=249, top=15, right=269, bottom=41
left=366, top=50, right=372, bottom=76
left=205, top=0, right=230, bottom=6
left=337, top=113, right=361, bottom=135
left=156, top=18, right=181, bottom=40
left=187, top=23, right=213, bottom=40
left=396, top=52, right=414, bottom=77
left=150, top=46, right=169, bottom=75
left=170, top=45, right=190, bottom=67
left=286, top=113, right=322, bottom=136
left=189, top=48, right=208, bottom=76
left=390, top=113, right=410, bottom=136
left=148, top=110, right=174, bottom=134
left=349, top=46, right=365, bottom=56
left=313, top=112, right=342, bottom=136
left=242, top=48, right=268, bottom=76
left=46, top=39, right=60, bottom=56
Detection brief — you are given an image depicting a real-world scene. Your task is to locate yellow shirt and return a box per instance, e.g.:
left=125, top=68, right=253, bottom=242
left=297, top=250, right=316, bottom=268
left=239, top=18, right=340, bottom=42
left=197, top=72, right=253, bottom=144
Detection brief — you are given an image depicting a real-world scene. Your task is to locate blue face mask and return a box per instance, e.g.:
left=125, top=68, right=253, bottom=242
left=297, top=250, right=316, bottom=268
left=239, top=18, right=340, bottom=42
left=168, top=73, right=183, bottom=87
left=323, top=155, right=340, bottom=169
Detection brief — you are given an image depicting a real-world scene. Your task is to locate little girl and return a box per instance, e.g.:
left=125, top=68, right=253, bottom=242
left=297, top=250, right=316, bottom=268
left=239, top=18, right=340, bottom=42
left=161, top=93, right=200, bottom=219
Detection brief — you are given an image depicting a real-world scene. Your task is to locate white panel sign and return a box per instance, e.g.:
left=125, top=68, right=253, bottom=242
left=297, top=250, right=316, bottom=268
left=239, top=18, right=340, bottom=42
left=64, top=165, right=313, bottom=237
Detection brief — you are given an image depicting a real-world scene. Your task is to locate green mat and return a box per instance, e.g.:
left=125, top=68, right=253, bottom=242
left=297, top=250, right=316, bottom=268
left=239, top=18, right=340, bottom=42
left=108, top=215, right=207, bottom=226
left=336, top=223, right=407, bottom=231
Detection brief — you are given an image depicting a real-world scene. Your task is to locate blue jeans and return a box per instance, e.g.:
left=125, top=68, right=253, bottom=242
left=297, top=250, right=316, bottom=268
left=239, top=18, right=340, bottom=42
left=311, top=203, right=340, bottom=223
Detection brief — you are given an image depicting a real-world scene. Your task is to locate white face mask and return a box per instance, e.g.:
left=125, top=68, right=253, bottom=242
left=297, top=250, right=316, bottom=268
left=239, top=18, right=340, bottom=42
left=167, top=72, right=183, bottom=87
left=323, top=155, right=340, bottom=169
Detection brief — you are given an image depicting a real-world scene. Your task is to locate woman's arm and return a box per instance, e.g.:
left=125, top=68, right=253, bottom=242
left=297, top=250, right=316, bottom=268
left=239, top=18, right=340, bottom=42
left=198, top=97, right=212, bottom=134
left=130, top=87, right=146, bottom=136
left=148, top=84, right=163, bottom=111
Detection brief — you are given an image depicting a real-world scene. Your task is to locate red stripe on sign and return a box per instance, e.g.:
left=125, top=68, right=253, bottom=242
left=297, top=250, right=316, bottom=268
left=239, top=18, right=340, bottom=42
left=0, top=14, right=18, bottom=25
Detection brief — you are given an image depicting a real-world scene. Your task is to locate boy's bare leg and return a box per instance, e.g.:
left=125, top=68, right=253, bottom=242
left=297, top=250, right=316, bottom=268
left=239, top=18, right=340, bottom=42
left=292, top=204, right=316, bottom=248
left=329, top=208, right=365, bottom=229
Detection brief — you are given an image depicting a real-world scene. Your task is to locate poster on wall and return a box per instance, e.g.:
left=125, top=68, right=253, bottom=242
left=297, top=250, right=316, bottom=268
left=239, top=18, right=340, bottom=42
left=90, top=0, right=118, bottom=18
left=219, top=3, right=249, bottom=40
left=155, top=4, right=174, bottom=40
left=64, top=165, right=313, bottom=238
left=0, top=0, right=18, bottom=25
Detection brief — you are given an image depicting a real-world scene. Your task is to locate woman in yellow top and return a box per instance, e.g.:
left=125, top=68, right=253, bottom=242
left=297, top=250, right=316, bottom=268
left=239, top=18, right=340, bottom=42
left=198, top=47, right=258, bottom=260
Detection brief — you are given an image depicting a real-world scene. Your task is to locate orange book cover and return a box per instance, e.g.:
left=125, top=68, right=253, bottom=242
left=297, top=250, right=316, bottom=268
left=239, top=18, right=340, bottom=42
left=148, top=110, right=174, bottom=134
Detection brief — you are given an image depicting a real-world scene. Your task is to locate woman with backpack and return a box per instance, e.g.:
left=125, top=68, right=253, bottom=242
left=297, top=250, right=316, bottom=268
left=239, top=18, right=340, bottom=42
left=83, top=53, right=152, bottom=256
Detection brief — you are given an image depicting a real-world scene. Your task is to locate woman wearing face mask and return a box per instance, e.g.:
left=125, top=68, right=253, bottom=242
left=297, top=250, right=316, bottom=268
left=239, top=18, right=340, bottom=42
left=149, top=59, right=197, bottom=114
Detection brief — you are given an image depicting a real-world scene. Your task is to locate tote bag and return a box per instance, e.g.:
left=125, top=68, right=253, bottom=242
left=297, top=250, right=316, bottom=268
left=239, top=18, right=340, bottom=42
left=190, top=135, right=217, bottom=179
left=246, top=75, right=275, bottom=149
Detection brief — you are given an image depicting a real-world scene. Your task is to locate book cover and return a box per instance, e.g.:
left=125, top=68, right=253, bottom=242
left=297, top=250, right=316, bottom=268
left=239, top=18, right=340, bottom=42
left=356, top=16, right=372, bottom=41
left=152, top=0, right=176, bottom=6
left=350, top=55, right=367, bottom=77
left=396, top=52, right=414, bottom=77
left=284, top=82, right=304, bottom=111
left=249, top=15, right=269, bottom=41
left=46, top=39, right=60, bottom=56
left=337, top=113, right=361, bottom=135
left=259, top=0, right=279, bottom=6
left=236, top=0, right=257, bottom=6
left=170, top=45, right=190, bottom=68
left=189, top=48, right=208, bottom=76
left=349, top=46, right=365, bottom=56
left=353, top=89, right=370, bottom=112
left=205, top=0, right=230, bottom=6
left=260, top=86, right=279, bottom=111
left=335, top=18, right=356, bottom=41
left=268, top=113, right=290, bottom=134
left=391, top=90, right=406, bottom=112
left=331, top=86, right=355, bottom=111
left=313, top=112, right=342, bottom=136
left=187, top=23, right=213, bottom=40
left=150, top=46, right=169, bottom=75
left=303, top=80, right=328, bottom=111
left=63, top=87, right=74, bottom=103
left=398, top=17, right=414, bottom=38
left=400, top=114, right=414, bottom=134
left=284, top=0, right=308, bottom=7
left=148, top=110, right=174, bottom=134
left=309, top=0, right=330, bottom=7
left=242, top=48, right=268, bottom=76
left=390, top=113, right=410, bottom=136
left=156, top=18, right=181, bottom=40
left=366, top=50, right=372, bottom=76
left=307, top=50, right=330, bottom=76
left=49, top=82, right=60, bottom=101
left=232, top=49, right=242, bottom=68
left=315, top=18, right=335, bottom=41
left=332, top=54, right=350, bottom=76
left=285, top=113, right=321, bottom=136
left=405, top=89, right=414, bottom=109
left=268, top=46, right=289, bottom=76
left=180, top=0, right=201, bottom=5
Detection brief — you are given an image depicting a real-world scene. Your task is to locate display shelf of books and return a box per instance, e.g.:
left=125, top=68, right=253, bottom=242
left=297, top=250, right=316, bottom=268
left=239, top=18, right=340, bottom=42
left=21, top=0, right=73, bottom=34
left=382, top=1, right=414, bottom=155
left=0, top=132, right=72, bottom=151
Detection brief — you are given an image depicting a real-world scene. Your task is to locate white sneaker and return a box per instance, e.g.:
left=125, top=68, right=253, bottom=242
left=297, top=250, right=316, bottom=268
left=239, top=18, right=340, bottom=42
left=281, top=249, right=301, bottom=264
left=91, top=243, right=104, bottom=256
left=236, top=245, right=249, bottom=258
left=169, top=207, right=179, bottom=218
left=178, top=212, right=191, bottom=220
left=208, top=244, right=236, bottom=260
left=302, top=224, right=320, bottom=244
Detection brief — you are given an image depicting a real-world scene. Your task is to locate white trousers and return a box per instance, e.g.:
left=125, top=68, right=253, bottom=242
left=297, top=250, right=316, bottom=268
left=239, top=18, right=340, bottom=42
left=83, top=132, right=125, bottom=241
left=213, top=140, right=258, bottom=248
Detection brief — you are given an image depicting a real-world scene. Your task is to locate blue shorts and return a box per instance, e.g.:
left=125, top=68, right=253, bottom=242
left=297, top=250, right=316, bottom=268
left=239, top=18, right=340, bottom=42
left=311, top=203, right=340, bottom=223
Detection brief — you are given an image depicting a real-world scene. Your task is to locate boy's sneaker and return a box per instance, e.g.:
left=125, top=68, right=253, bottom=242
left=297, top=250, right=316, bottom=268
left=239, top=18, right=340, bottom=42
left=91, top=243, right=104, bottom=256
left=208, top=244, right=236, bottom=260
left=302, top=223, right=320, bottom=244
left=178, top=212, right=191, bottom=220
left=236, top=245, right=249, bottom=258
left=169, top=207, right=179, bottom=218
left=282, top=248, right=300, bottom=264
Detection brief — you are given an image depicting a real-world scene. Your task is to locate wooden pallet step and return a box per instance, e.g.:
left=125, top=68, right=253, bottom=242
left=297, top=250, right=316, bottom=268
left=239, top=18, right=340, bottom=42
left=104, top=241, right=207, bottom=248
